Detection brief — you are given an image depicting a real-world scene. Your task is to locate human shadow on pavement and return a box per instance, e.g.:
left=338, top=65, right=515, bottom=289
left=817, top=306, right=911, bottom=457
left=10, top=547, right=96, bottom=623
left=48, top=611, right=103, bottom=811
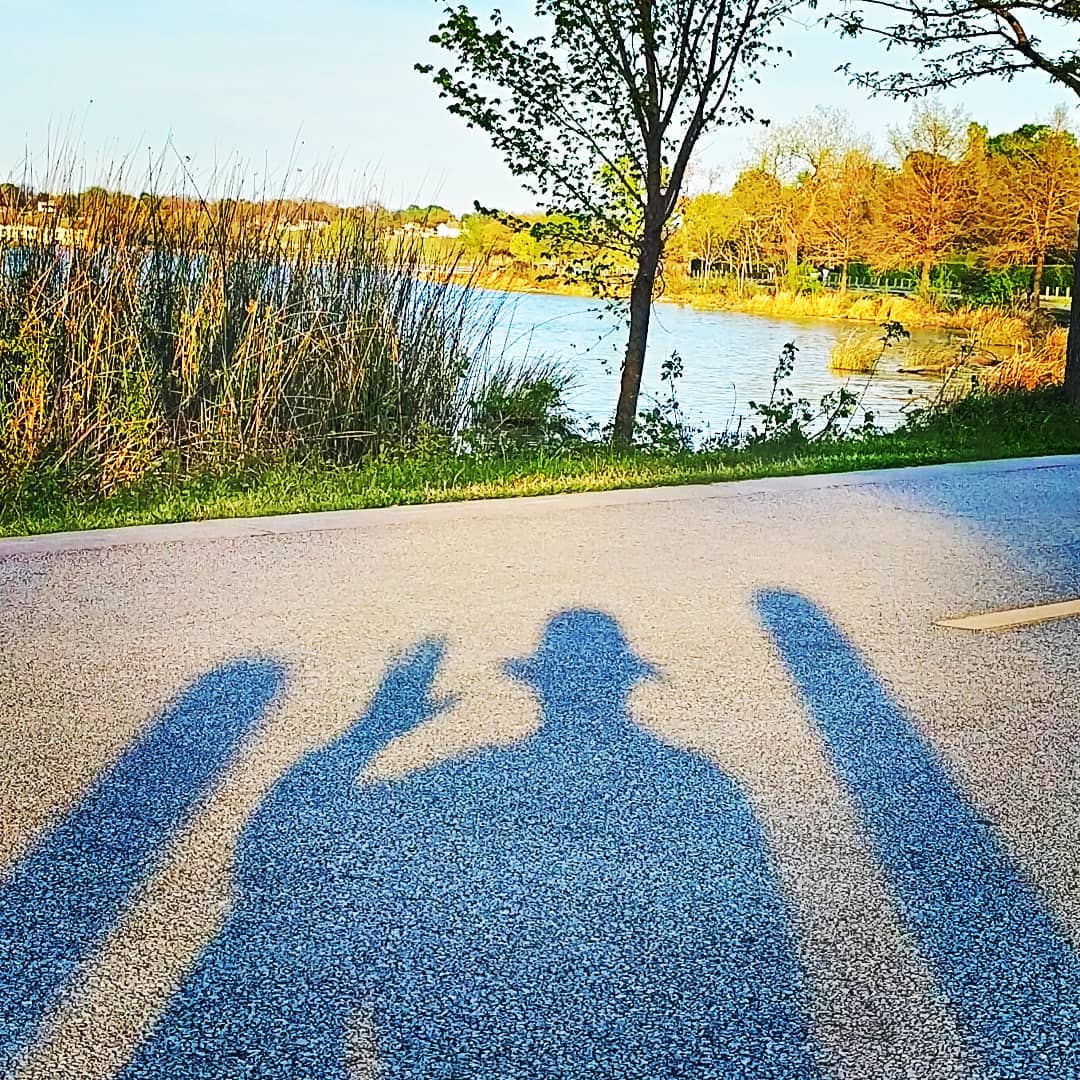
left=756, top=589, right=1080, bottom=1080
left=0, top=658, right=286, bottom=1072
left=122, top=611, right=819, bottom=1080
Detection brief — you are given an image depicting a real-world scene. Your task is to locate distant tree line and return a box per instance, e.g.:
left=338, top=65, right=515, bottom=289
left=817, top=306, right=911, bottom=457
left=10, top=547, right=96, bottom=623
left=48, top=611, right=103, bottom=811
left=4, top=101, right=1076, bottom=314
left=445, top=104, right=1080, bottom=308
left=674, top=104, right=1080, bottom=305
left=387, top=107, right=1080, bottom=310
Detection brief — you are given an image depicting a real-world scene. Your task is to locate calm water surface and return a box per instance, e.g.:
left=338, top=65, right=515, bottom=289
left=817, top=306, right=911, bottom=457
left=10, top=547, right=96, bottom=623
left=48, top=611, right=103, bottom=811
left=486, top=289, right=945, bottom=436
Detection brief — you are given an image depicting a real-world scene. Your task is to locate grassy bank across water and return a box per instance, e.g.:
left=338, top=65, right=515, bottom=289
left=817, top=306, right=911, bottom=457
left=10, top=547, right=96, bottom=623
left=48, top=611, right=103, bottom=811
left=670, top=286, right=1037, bottom=338
left=3, top=390, right=1077, bottom=539
left=468, top=268, right=1051, bottom=339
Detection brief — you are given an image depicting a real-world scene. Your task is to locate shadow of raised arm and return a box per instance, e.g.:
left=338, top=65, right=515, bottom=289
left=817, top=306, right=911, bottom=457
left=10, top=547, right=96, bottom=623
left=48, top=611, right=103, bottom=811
left=121, top=639, right=450, bottom=1080
left=756, top=589, right=1080, bottom=1080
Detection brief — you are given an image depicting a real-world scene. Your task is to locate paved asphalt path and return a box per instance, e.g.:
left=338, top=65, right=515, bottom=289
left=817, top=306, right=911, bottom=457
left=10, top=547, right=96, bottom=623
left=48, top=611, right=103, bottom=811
left=1, top=455, right=1078, bottom=1079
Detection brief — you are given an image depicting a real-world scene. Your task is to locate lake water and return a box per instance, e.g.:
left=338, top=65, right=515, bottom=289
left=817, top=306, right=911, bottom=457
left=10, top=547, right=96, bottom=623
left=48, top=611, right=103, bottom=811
left=485, top=289, right=946, bottom=438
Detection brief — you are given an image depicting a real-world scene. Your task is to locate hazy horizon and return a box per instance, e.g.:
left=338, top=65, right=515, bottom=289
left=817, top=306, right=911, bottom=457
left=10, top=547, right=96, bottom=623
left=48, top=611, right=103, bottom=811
left=3, top=0, right=1076, bottom=215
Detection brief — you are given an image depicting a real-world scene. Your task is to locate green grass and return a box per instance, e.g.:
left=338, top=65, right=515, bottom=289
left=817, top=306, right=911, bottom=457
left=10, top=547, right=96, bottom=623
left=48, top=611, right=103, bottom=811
left=3, top=390, right=1078, bottom=538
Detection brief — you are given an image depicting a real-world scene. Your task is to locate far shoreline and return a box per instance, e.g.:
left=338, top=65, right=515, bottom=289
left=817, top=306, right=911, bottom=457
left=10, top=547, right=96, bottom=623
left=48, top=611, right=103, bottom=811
left=446, top=270, right=1056, bottom=340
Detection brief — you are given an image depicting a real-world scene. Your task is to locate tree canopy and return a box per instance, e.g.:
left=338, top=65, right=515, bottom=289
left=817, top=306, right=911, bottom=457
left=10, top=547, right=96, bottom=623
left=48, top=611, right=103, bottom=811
left=832, top=0, right=1080, bottom=98
left=419, top=0, right=794, bottom=442
left=831, top=0, right=1080, bottom=401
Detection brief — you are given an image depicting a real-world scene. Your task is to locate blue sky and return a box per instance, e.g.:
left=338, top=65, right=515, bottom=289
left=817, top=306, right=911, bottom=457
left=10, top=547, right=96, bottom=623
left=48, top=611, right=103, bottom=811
left=1, top=1, right=1074, bottom=213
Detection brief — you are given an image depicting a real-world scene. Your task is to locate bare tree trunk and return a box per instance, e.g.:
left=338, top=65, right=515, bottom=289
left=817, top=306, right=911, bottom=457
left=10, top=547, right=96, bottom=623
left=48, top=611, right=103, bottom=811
left=613, top=217, right=664, bottom=445
left=919, top=257, right=932, bottom=297
left=840, top=261, right=848, bottom=295
left=1031, top=250, right=1046, bottom=309
left=785, top=232, right=799, bottom=291
left=1065, top=209, right=1080, bottom=406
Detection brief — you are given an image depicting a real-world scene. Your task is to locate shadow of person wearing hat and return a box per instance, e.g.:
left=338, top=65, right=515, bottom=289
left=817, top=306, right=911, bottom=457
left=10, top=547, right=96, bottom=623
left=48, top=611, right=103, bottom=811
left=124, top=610, right=816, bottom=1080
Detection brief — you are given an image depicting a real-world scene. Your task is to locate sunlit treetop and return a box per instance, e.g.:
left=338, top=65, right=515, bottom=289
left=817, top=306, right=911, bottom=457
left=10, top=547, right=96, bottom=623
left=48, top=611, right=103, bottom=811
left=417, top=0, right=794, bottom=246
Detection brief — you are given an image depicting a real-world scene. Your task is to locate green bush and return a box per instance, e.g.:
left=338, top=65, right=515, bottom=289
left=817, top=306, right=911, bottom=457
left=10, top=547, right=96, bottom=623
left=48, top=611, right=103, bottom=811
left=462, top=363, right=577, bottom=453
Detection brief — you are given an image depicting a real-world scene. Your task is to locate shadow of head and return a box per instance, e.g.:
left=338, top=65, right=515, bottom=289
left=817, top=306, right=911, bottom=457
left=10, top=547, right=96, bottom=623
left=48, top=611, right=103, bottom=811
left=505, top=609, right=657, bottom=703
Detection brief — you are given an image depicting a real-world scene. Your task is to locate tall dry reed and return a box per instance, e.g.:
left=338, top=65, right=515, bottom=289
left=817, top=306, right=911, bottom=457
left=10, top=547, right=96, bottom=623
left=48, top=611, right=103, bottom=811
left=0, top=187, right=530, bottom=493
left=985, top=328, right=1068, bottom=391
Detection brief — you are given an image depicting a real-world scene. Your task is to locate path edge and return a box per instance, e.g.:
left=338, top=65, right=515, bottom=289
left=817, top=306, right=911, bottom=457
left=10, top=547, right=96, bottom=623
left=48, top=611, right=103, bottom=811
left=3, top=454, right=1077, bottom=557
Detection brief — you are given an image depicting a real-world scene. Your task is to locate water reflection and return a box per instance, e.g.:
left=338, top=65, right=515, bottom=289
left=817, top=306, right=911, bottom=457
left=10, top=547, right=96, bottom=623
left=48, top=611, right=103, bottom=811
left=486, top=289, right=945, bottom=435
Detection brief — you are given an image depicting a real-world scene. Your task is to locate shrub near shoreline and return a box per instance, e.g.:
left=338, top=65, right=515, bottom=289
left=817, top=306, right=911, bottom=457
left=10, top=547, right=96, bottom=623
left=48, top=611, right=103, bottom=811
left=690, top=288, right=1035, bottom=341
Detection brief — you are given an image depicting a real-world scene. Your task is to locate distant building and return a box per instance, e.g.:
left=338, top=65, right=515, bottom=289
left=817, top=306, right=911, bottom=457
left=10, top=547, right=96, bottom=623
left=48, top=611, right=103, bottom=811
left=277, top=219, right=328, bottom=234
left=0, top=223, right=85, bottom=246
left=394, top=220, right=462, bottom=240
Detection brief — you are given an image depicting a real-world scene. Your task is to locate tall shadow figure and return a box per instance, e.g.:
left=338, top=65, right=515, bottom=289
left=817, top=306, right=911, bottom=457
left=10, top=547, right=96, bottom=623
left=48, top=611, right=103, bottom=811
left=124, top=612, right=818, bottom=1079
left=0, top=658, right=286, bottom=1073
left=757, top=590, right=1080, bottom=1080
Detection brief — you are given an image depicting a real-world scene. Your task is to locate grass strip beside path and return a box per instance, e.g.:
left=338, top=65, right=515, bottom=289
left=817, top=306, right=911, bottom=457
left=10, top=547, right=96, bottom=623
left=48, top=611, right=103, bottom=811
left=3, top=391, right=1078, bottom=539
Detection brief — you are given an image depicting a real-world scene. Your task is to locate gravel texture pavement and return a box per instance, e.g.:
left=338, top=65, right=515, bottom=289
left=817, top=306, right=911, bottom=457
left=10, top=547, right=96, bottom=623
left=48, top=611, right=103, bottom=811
left=1, top=456, right=1078, bottom=1079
